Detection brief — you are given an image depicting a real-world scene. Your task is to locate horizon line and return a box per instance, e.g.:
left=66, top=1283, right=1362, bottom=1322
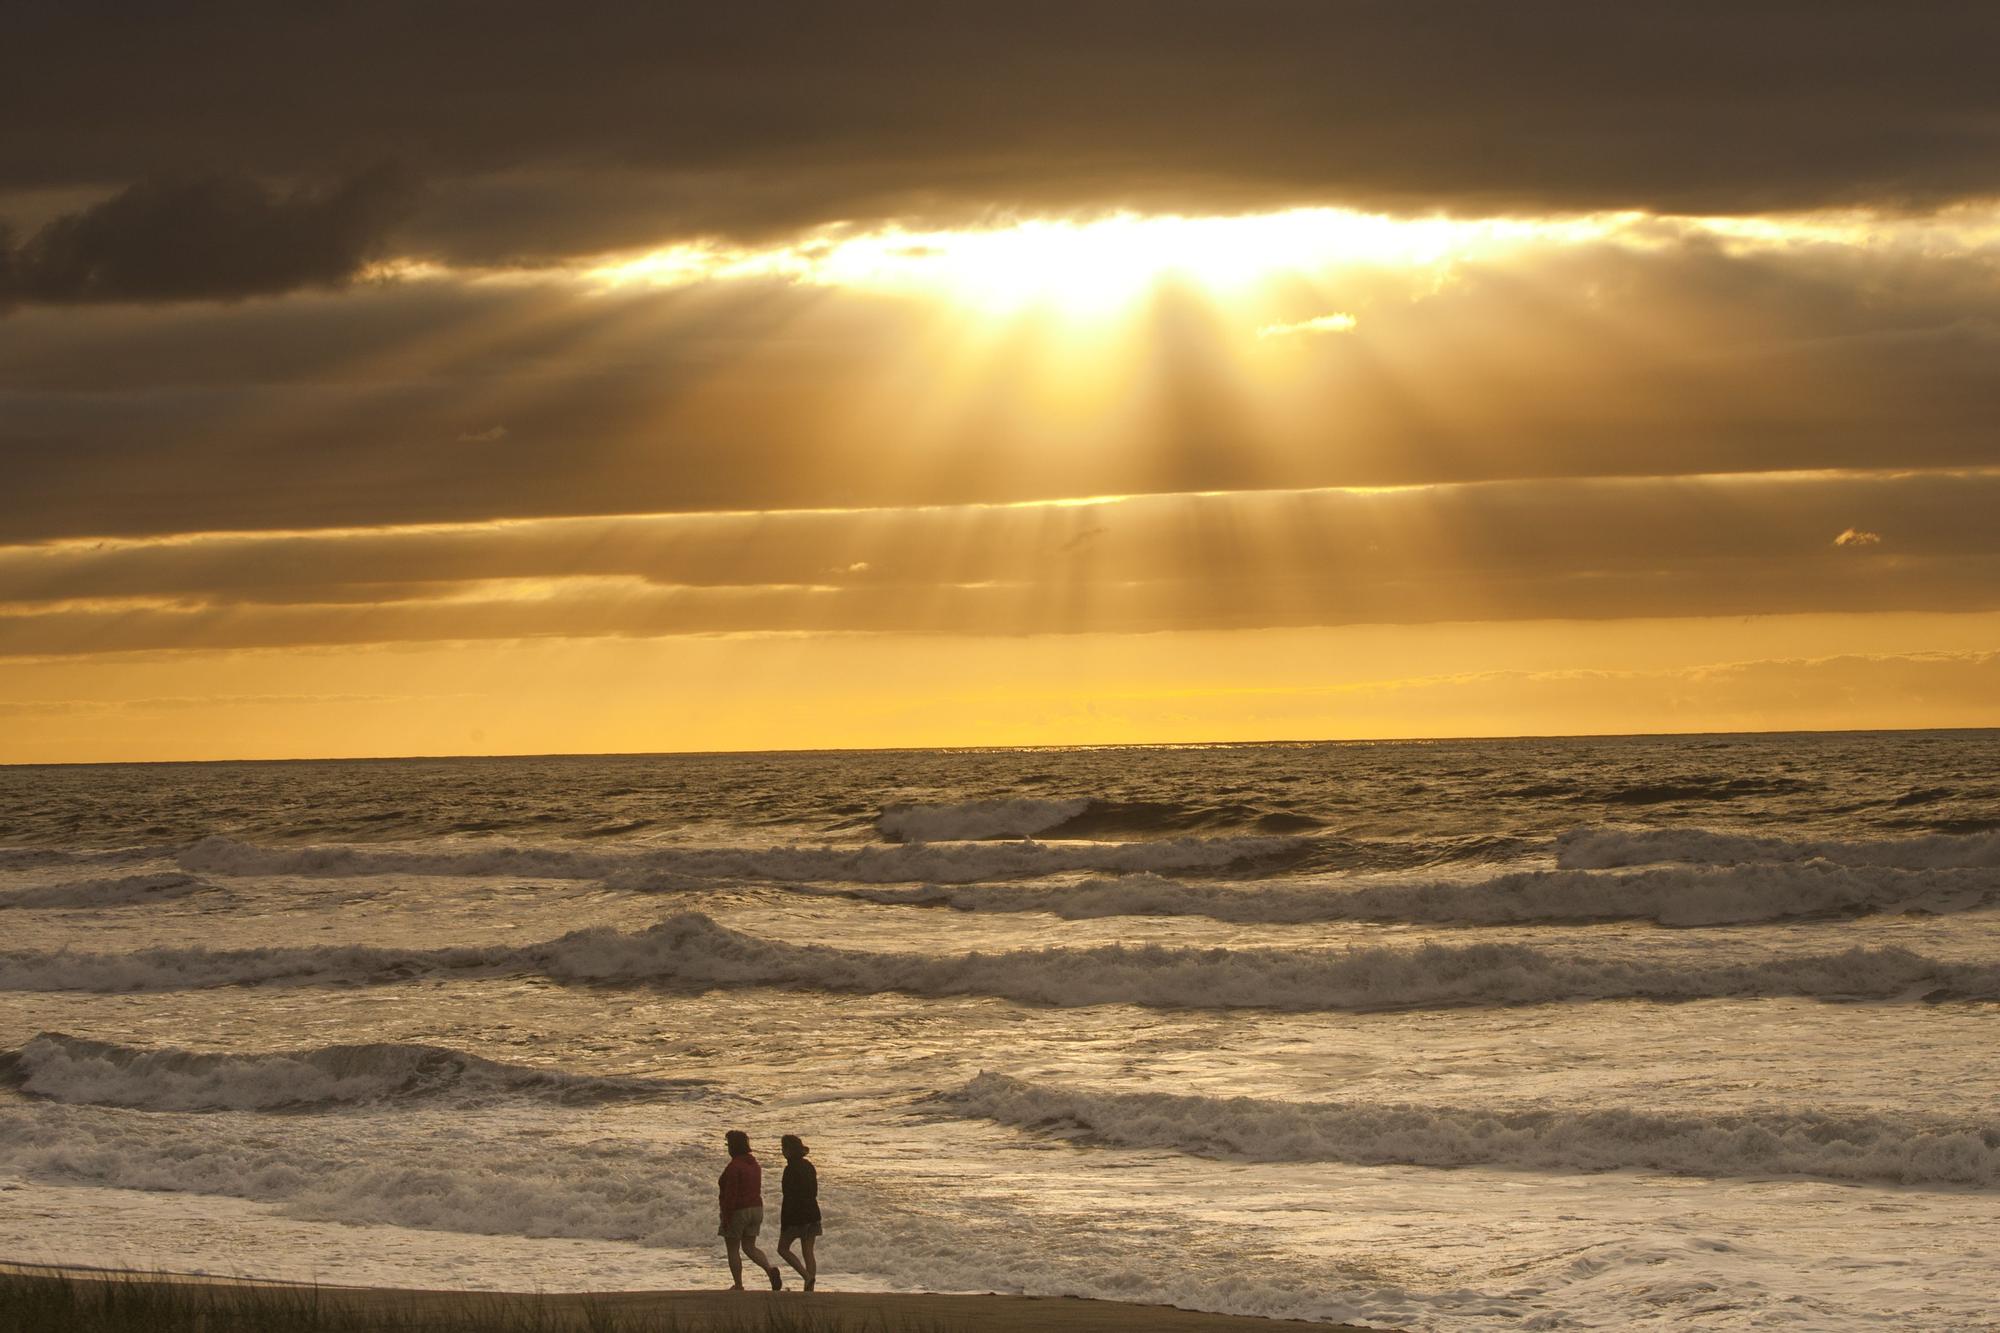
left=5, top=721, right=1994, bottom=771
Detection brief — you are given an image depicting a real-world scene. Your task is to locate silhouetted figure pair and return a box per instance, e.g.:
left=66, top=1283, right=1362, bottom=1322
left=717, top=1130, right=822, bottom=1292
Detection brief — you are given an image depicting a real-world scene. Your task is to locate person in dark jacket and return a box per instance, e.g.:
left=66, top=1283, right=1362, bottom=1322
left=718, top=1130, right=782, bottom=1290
left=776, top=1134, right=822, bottom=1291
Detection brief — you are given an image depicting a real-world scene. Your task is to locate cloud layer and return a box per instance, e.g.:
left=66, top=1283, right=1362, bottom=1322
left=0, top=469, right=1993, bottom=655
left=5, top=219, right=2000, bottom=541
left=7, top=3, right=2000, bottom=265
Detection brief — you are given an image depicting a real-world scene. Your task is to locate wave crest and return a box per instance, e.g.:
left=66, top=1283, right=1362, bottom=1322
left=877, top=798, right=1090, bottom=842
left=876, top=796, right=1326, bottom=844
left=0, top=848, right=161, bottom=871
left=1557, top=826, right=2000, bottom=871
left=177, top=833, right=1301, bottom=886
left=0, top=1032, right=708, bottom=1111
left=0, top=873, right=211, bottom=910
left=4, top=912, right=1995, bottom=1010
left=945, top=1073, right=2000, bottom=1187
left=818, top=860, right=1997, bottom=927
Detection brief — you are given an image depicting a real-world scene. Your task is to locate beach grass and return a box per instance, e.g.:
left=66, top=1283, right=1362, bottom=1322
left=0, top=1267, right=944, bottom=1333
left=0, top=1266, right=1366, bottom=1332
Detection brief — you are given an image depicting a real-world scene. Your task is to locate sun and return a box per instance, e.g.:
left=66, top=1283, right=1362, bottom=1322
left=582, top=208, right=1625, bottom=322
left=819, top=215, right=1279, bottom=317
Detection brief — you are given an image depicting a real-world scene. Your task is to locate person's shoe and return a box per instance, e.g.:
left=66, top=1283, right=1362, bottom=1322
left=768, top=1266, right=784, bottom=1290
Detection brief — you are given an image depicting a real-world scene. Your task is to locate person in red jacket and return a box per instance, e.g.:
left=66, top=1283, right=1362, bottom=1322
left=718, top=1129, right=783, bottom=1291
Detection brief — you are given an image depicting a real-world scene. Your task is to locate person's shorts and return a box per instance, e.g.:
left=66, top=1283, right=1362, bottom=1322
left=718, top=1206, right=763, bottom=1241
left=779, top=1220, right=823, bottom=1244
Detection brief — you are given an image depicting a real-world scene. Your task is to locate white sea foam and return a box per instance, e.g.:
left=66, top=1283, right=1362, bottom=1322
left=5, top=911, right=1996, bottom=1008
left=0, top=1104, right=732, bottom=1250
left=0, top=873, right=211, bottom=910
left=0, top=1105, right=1389, bottom=1325
left=176, top=833, right=1299, bottom=886
left=877, top=797, right=1090, bottom=842
left=1557, top=826, right=2000, bottom=871
left=817, top=860, right=1998, bottom=927
left=945, top=1072, right=2000, bottom=1187
left=0, top=1033, right=710, bottom=1111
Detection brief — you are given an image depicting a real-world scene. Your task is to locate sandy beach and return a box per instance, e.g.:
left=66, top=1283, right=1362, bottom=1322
left=1, top=1265, right=1384, bottom=1331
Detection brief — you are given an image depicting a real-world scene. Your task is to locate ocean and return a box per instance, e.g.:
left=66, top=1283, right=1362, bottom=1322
left=1, top=731, right=1996, bottom=1329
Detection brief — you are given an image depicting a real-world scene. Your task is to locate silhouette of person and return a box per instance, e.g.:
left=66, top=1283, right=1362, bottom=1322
left=717, top=1129, right=782, bottom=1290
left=776, top=1134, right=822, bottom=1291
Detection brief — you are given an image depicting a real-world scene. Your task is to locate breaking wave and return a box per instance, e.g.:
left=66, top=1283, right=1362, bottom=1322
left=0, top=1033, right=709, bottom=1111
left=877, top=796, right=1323, bottom=843
left=813, top=861, right=1999, bottom=927
left=0, top=847, right=162, bottom=872
left=1557, top=826, right=2000, bottom=872
left=176, top=833, right=1303, bottom=886
left=878, top=798, right=1090, bottom=842
left=944, top=1073, right=2000, bottom=1188
left=5, top=911, right=1996, bottom=1009
left=0, top=1104, right=738, bottom=1253
left=0, top=873, right=212, bottom=910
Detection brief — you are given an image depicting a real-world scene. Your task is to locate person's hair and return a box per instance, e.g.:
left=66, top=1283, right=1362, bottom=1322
left=725, top=1129, right=751, bottom=1156
left=781, top=1134, right=807, bottom=1157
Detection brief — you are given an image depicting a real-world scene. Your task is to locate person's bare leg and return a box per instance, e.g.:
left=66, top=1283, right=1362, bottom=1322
left=779, top=1237, right=807, bottom=1281
left=725, top=1235, right=745, bottom=1290
left=742, top=1238, right=780, bottom=1286
left=799, top=1235, right=817, bottom=1291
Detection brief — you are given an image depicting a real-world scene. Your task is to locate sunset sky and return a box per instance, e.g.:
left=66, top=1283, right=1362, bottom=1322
left=5, top=3, right=1999, bottom=761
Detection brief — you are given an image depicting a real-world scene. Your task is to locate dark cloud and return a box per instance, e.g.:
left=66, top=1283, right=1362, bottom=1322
left=4, top=3, right=1998, bottom=261
left=0, top=167, right=411, bottom=306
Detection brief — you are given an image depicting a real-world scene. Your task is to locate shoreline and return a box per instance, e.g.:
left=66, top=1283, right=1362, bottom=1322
left=0, top=1264, right=1389, bottom=1331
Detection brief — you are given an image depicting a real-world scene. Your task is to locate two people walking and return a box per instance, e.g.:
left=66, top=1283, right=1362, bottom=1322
left=717, top=1130, right=822, bottom=1292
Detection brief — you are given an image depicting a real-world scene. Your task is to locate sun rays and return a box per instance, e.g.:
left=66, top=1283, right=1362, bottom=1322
left=203, top=197, right=2000, bottom=666
left=12, top=195, right=2000, bottom=758
left=559, top=202, right=2000, bottom=511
